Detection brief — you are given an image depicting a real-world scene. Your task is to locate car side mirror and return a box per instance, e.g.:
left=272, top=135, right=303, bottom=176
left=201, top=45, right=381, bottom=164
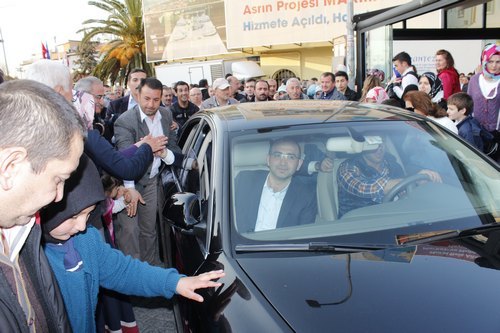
left=164, top=192, right=200, bottom=230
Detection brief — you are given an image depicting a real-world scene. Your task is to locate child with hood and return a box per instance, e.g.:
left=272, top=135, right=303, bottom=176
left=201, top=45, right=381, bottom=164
left=40, top=154, right=224, bottom=333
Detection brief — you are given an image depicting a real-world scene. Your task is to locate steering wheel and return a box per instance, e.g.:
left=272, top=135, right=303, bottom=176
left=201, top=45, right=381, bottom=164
left=382, top=173, right=431, bottom=203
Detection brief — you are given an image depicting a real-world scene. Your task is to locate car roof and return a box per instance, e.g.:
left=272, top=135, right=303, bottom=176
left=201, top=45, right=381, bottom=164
left=201, top=100, right=423, bottom=131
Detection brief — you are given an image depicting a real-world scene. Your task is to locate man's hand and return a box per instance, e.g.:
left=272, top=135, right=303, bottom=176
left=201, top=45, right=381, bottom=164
left=176, top=270, right=225, bottom=302
left=136, top=134, right=168, bottom=153
left=418, top=169, right=442, bottom=183
left=170, top=121, right=179, bottom=131
left=123, top=188, right=145, bottom=217
left=154, top=148, right=168, bottom=159
left=318, top=157, right=334, bottom=173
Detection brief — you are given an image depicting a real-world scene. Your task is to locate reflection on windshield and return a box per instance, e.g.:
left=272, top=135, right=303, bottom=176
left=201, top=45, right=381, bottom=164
left=231, top=121, right=500, bottom=242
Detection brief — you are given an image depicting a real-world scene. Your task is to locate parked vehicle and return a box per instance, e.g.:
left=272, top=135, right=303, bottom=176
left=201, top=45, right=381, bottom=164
left=161, top=100, right=500, bottom=333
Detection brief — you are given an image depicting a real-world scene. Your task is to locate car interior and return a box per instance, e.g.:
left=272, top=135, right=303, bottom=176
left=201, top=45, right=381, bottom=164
left=231, top=129, right=405, bottom=225
left=230, top=122, right=499, bottom=241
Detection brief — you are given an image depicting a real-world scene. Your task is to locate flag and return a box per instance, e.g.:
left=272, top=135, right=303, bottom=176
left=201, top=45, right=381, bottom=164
left=41, top=42, right=48, bottom=59
left=41, top=42, right=50, bottom=59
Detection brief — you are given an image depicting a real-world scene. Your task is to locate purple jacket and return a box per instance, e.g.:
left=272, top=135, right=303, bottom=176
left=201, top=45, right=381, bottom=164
left=468, top=74, right=500, bottom=132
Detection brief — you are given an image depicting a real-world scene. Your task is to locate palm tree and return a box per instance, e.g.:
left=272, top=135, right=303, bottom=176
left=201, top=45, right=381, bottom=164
left=80, top=0, right=154, bottom=85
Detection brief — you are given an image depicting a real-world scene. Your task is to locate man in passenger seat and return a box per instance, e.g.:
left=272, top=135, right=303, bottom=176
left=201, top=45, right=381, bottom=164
left=235, top=138, right=317, bottom=233
left=337, top=139, right=441, bottom=217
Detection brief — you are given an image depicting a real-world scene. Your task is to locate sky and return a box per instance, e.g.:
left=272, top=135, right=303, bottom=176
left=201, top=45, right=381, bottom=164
left=0, top=0, right=106, bottom=77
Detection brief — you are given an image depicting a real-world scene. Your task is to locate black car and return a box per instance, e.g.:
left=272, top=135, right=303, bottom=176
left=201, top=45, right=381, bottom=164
left=161, top=101, right=500, bottom=333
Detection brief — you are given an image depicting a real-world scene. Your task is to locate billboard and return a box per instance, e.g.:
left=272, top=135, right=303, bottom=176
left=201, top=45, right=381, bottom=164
left=225, top=0, right=408, bottom=48
left=143, top=0, right=229, bottom=62
left=143, top=0, right=409, bottom=63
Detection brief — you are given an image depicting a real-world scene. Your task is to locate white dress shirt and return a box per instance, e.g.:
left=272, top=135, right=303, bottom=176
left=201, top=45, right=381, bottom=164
left=254, top=175, right=290, bottom=232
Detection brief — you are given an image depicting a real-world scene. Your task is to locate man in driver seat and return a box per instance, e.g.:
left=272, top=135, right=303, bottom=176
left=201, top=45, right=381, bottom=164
left=337, top=137, right=441, bottom=217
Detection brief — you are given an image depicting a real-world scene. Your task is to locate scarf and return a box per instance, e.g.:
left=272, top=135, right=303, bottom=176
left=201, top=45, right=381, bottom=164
left=366, top=87, right=389, bottom=104
left=45, top=238, right=83, bottom=272
left=419, top=72, right=443, bottom=99
left=481, top=44, right=500, bottom=81
left=72, top=90, right=95, bottom=129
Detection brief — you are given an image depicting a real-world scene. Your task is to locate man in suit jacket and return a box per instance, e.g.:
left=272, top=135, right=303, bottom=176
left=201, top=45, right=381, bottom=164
left=114, top=77, right=187, bottom=264
left=235, top=138, right=317, bottom=233
left=106, top=68, right=147, bottom=140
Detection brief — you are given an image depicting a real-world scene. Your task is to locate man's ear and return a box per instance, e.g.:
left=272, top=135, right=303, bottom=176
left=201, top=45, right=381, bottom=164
left=0, top=147, right=28, bottom=191
left=459, top=108, right=467, bottom=115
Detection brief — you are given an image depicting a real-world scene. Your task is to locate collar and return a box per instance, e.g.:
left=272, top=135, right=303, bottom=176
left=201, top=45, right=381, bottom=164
left=321, top=89, right=335, bottom=99
left=1, top=217, right=35, bottom=262
left=264, top=173, right=291, bottom=194
left=401, top=67, right=414, bottom=76
left=139, top=106, right=162, bottom=122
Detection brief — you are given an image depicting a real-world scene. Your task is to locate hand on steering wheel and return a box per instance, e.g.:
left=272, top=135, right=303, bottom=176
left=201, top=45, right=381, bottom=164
left=383, top=173, right=431, bottom=203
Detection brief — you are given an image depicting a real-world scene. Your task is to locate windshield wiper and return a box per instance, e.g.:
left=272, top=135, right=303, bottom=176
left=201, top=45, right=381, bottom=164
left=235, top=242, right=386, bottom=254
left=399, top=223, right=500, bottom=246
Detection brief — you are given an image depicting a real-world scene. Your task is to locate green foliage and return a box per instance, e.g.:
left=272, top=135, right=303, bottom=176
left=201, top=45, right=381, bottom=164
left=73, top=38, right=99, bottom=80
left=80, top=0, right=155, bottom=85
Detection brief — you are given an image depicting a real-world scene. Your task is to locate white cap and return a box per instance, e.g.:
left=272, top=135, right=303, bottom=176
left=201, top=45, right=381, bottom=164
left=212, top=78, right=230, bottom=90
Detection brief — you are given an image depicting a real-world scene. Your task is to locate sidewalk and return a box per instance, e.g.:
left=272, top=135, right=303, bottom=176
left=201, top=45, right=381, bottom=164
left=132, top=296, right=177, bottom=332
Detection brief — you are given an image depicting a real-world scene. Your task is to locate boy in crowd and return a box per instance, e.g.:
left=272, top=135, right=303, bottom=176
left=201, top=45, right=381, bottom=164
left=447, top=92, right=486, bottom=151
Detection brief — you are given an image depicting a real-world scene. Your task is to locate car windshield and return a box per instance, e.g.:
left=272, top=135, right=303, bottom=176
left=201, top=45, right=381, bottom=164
left=230, top=119, right=500, bottom=245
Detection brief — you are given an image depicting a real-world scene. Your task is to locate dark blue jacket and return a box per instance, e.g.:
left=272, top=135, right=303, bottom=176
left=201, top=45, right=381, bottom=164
left=84, top=129, right=153, bottom=181
left=457, top=116, right=484, bottom=152
left=104, top=95, right=131, bottom=139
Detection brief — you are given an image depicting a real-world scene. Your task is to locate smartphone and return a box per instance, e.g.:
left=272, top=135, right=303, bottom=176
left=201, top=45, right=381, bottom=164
left=393, top=66, right=401, bottom=78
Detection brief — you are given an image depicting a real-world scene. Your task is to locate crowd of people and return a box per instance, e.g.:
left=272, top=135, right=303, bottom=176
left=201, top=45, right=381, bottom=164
left=0, top=42, right=497, bottom=332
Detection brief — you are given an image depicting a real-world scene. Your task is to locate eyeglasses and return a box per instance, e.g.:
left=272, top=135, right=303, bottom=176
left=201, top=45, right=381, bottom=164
left=93, top=94, right=105, bottom=100
left=270, top=151, right=299, bottom=161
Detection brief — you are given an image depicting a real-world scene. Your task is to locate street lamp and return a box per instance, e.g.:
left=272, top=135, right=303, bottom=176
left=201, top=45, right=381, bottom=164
left=0, top=27, right=9, bottom=77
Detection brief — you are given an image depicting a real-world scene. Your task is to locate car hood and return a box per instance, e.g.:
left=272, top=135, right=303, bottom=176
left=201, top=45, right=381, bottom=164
left=236, top=241, right=500, bottom=332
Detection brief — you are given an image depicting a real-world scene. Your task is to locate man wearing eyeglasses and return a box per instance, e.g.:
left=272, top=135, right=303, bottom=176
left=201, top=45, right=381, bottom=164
left=74, top=76, right=109, bottom=137
left=235, top=138, right=317, bottom=233
left=75, top=76, right=106, bottom=114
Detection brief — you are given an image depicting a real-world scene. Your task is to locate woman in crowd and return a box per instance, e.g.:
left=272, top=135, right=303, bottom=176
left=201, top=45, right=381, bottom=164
left=419, top=72, right=444, bottom=104
left=467, top=43, right=500, bottom=160
left=359, top=74, right=383, bottom=102
left=435, top=49, right=461, bottom=100
left=365, top=87, right=389, bottom=104
left=403, top=90, right=458, bottom=134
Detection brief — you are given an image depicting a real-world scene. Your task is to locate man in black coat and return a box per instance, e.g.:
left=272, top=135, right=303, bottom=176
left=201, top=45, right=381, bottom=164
left=170, top=81, right=199, bottom=129
left=235, top=138, right=317, bottom=233
left=106, top=68, right=148, bottom=138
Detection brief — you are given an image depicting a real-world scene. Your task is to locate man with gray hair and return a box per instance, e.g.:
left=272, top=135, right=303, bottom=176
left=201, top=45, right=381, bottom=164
left=25, top=58, right=73, bottom=101
left=75, top=76, right=106, bottom=116
left=0, top=79, right=86, bottom=332
left=280, top=77, right=309, bottom=100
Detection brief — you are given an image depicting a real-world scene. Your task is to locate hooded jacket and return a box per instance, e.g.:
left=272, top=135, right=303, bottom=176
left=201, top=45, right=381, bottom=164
left=41, top=154, right=183, bottom=333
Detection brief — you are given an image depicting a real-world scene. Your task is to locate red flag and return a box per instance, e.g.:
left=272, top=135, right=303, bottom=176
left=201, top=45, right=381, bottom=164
left=42, top=42, right=48, bottom=59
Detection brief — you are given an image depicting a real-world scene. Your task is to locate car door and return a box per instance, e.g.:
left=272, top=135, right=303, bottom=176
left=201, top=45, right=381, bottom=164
left=163, top=117, right=214, bottom=276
